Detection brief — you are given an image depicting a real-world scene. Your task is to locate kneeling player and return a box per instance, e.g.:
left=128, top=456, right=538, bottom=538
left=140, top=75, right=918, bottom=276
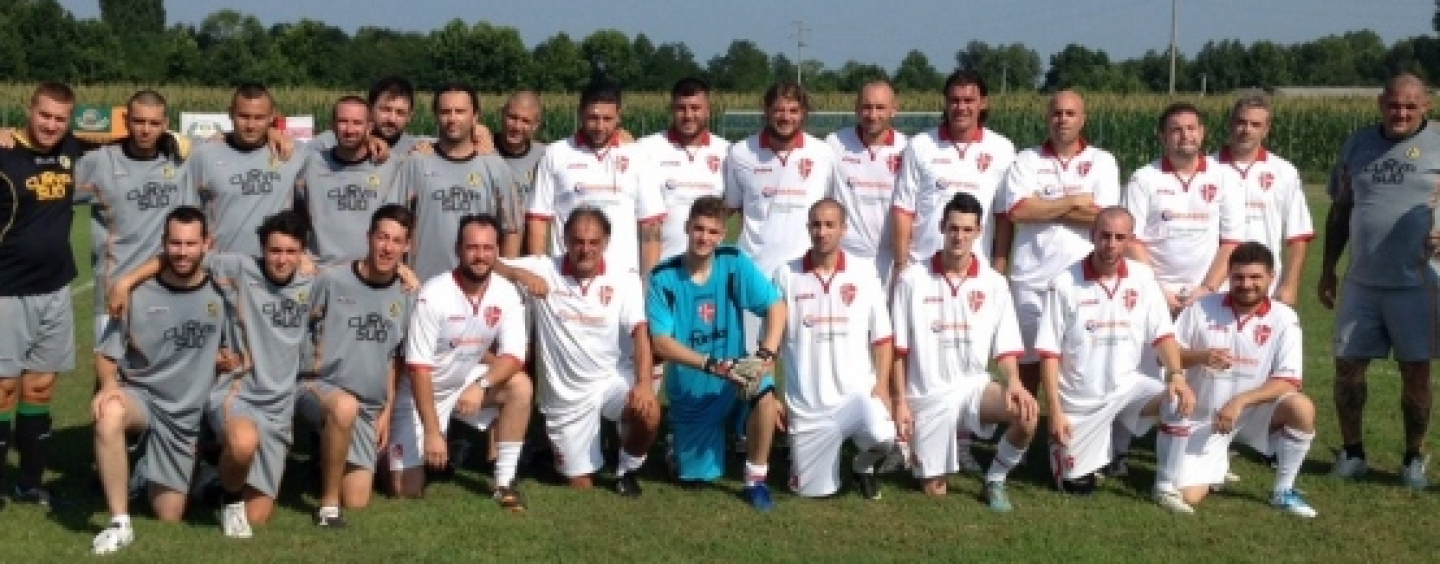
left=1153, top=242, right=1317, bottom=516
left=648, top=196, right=787, bottom=510
left=775, top=199, right=899, bottom=499
left=892, top=193, right=1038, bottom=510
left=1036, top=207, right=1195, bottom=494
left=390, top=214, right=533, bottom=509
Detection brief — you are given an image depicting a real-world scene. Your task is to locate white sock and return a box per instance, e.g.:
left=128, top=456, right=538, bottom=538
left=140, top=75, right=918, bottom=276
left=618, top=451, right=647, bottom=476
left=744, top=462, right=768, bottom=487
left=494, top=442, right=523, bottom=488
left=1153, top=423, right=1184, bottom=492
left=1111, top=425, right=1133, bottom=458
left=1273, top=426, right=1314, bottom=494
left=852, top=447, right=887, bottom=474
left=318, top=505, right=340, bottom=518
left=111, top=514, right=131, bottom=528
left=985, top=437, right=1026, bottom=483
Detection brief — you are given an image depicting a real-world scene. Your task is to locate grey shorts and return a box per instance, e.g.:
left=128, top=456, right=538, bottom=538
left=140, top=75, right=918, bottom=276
left=1334, top=279, right=1440, bottom=362
left=297, top=379, right=380, bottom=471
left=207, top=387, right=294, bottom=498
left=0, top=285, right=76, bottom=377
left=124, top=387, right=201, bottom=494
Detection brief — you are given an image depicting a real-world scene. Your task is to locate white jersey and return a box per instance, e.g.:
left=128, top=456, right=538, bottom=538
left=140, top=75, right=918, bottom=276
left=526, top=135, right=666, bottom=274
left=637, top=130, right=730, bottom=260
left=772, top=251, right=893, bottom=420
left=1123, top=157, right=1247, bottom=289
left=893, top=126, right=1015, bottom=263
left=723, top=132, right=838, bottom=275
left=404, top=271, right=527, bottom=398
left=1173, top=293, right=1302, bottom=415
left=1034, top=258, right=1176, bottom=411
left=1001, top=142, right=1122, bottom=290
left=1213, top=148, right=1314, bottom=287
left=826, top=127, right=907, bottom=275
left=892, top=256, right=1024, bottom=401
left=506, top=255, right=646, bottom=414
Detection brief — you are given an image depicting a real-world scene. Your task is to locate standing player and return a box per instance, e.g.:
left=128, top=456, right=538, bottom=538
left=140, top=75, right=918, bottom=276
left=1321, top=73, right=1440, bottom=488
left=494, top=91, right=546, bottom=205
left=91, top=206, right=228, bottom=554
left=1153, top=242, right=1317, bottom=516
left=774, top=199, right=898, bottom=499
left=190, top=83, right=305, bottom=255
left=892, top=193, right=1038, bottom=511
left=527, top=82, right=665, bottom=275
left=312, top=76, right=424, bottom=156
left=1035, top=207, right=1195, bottom=494
left=389, top=214, right=533, bottom=509
left=1215, top=94, right=1313, bottom=306
left=639, top=78, right=730, bottom=262
left=298, top=204, right=415, bottom=527
left=298, top=96, right=405, bottom=264
left=648, top=196, right=786, bottom=510
left=400, top=84, right=522, bottom=281
left=892, top=70, right=1016, bottom=275
left=827, top=80, right=907, bottom=282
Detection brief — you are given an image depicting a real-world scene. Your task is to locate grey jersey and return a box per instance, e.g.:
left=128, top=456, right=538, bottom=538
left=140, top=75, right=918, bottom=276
left=399, top=152, right=520, bottom=280
left=1329, top=121, right=1440, bottom=288
left=496, top=137, right=546, bottom=206
left=305, top=262, right=413, bottom=408
left=75, top=145, right=193, bottom=311
left=100, top=275, right=227, bottom=420
left=310, top=131, right=423, bottom=157
left=210, top=252, right=315, bottom=417
left=296, top=149, right=404, bottom=264
left=190, top=138, right=305, bottom=255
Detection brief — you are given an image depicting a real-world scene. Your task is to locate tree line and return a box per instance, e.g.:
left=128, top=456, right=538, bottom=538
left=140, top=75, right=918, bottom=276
left=8, top=0, right=1440, bottom=93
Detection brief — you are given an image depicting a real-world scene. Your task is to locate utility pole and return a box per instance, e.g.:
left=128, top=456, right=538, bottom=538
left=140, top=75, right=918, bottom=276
left=1168, top=0, right=1178, bottom=95
left=792, top=20, right=809, bottom=86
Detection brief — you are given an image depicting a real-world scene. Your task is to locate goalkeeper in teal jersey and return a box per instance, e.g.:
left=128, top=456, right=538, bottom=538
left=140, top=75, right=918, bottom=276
left=647, top=196, right=787, bottom=511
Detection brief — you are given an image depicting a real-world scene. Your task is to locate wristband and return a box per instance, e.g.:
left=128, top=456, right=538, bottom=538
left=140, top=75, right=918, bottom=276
left=756, top=348, right=775, bottom=362
left=702, top=356, right=718, bottom=374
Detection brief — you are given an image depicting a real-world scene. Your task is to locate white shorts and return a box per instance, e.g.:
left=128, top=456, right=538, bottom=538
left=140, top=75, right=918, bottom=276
left=387, top=366, right=500, bottom=472
left=1049, top=378, right=1164, bottom=481
left=788, top=394, right=896, bottom=497
left=909, top=379, right=996, bottom=479
left=1011, top=283, right=1045, bottom=364
left=1157, top=394, right=1289, bottom=489
left=543, top=373, right=631, bottom=478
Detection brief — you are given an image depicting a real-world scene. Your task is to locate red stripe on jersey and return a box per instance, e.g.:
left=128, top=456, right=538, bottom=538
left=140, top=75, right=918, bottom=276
left=993, top=351, right=1024, bottom=361
left=894, top=347, right=910, bottom=357
left=524, top=212, right=554, bottom=221
left=496, top=353, right=526, bottom=365
left=1285, top=234, right=1315, bottom=243
left=1269, top=376, right=1302, bottom=390
left=1151, top=334, right=1174, bottom=347
left=891, top=205, right=916, bottom=217
left=1035, top=350, right=1062, bottom=359
left=872, top=336, right=894, bottom=346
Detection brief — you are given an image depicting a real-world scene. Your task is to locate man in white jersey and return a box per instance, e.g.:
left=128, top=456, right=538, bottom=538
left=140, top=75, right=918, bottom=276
left=892, top=70, right=1016, bottom=277
left=827, top=80, right=906, bottom=283
left=390, top=214, right=533, bottom=510
left=1214, top=95, right=1312, bottom=306
left=1152, top=242, right=1318, bottom=516
left=1036, top=207, right=1195, bottom=495
left=639, top=77, right=729, bottom=261
left=773, top=199, right=898, bottom=499
left=892, top=192, right=1038, bottom=511
left=526, top=82, right=665, bottom=275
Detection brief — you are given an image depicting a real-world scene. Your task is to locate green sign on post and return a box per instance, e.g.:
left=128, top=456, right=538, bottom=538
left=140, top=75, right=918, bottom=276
left=72, top=105, right=113, bottom=133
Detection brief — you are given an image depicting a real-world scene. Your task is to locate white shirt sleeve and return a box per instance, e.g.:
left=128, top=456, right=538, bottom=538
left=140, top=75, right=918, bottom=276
left=723, top=146, right=744, bottom=210
left=891, top=270, right=914, bottom=355
left=867, top=276, right=894, bottom=344
left=1123, top=173, right=1152, bottom=242
left=1280, top=165, right=1315, bottom=242
left=495, top=285, right=529, bottom=361
left=1269, top=312, right=1304, bottom=385
left=999, top=156, right=1032, bottom=216
left=992, top=279, right=1025, bottom=358
left=403, top=289, right=442, bottom=369
left=1093, top=152, right=1123, bottom=208
left=1218, top=171, right=1248, bottom=243
left=526, top=151, right=559, bottom=220
left=891, top=144, right=922, bottom=216
left=1033, top=281, right=1068, bottom=358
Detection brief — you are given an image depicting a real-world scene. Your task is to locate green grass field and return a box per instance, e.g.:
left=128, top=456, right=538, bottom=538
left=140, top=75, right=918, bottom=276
left=3, top=192, right=1439, bottom=563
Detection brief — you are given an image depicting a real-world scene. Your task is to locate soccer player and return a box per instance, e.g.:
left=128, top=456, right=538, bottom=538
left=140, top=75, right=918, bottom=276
left=1215, top=94, right=1313, bottom=306
left=297, top=95, right=405, bottom=264
left=311, top=76, right=424, bottom=156
left=389, top=214, right=533, bottom=510
left=1153, top=242, right=1317, bottom=517
left=892, top=70, right=1016, bottom=275
left=639, top=78, right=730, bottom=262
left=91, top=206, right=229, bottom=554
left=494, top=91, right=547, bottom=205
left=400, top=84, right=522, bottom=281
left=189, top=83, right=306, bottom=255
left=827, top=80, right=907, bottom=283
left=892, top=193, right=1038, bottom=511
left=1035, top=207, right=1195, bottom=495
left=298, top=204, right=416, bottom=527
left=647, top=196, right=786, bottom=510
left=773, top=199, right=897, bottom=499
left=527, top=81, right=665, bottom=275
left=506, top=208, right=660, bottom=495
left=1322, top=73, right=1440, bottom=488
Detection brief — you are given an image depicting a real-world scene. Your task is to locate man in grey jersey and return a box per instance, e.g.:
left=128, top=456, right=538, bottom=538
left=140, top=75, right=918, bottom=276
left=190, top=83, right=305, bottom=255
left=298, top=204, right=415, bottom=527
left=1322, top=73, right=1440, bottom=489
left=400, top=84, right=521, bottom=280
left=91, top=206, right=230, bottom=554
left=298, top=96, right=405, bottom=264
left=494, top=91, right=546, bottom=207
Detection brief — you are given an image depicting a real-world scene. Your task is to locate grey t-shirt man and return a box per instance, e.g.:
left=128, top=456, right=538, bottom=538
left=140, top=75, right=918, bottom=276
left=398, top=152, right=520, bottom=280
left=209, top=253, right=315, bottom=416
left=495, top=135, right=546, bottom=207
left=1329, top=121, right=1440, bottom=289
left=295, top=149, right=405, bottom=264
left=189, top=138, right=305, bottom=255
left=304, top=261, right=413, bottom=410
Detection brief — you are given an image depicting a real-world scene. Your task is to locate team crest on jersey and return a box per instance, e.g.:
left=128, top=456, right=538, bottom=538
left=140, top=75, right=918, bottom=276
left=389, top=302, right=401, bottom=318
left=484, top=306, right=501, bottom=328
left=976, top=153, right=992, bottom=172
left=798, top=158, right=814, bottom=179
left=1077, top=162, right=1092, bottom=177
left=467, top=172, right=482, bottom=187
left=887, top=154, right=902, bottom=174
left=207, top=301, right=219, bottom=318
left=599, top=285, right=615, bottom=306
left=707, top=155, right=722, bottom=173
left=1407, top=147, right=1421, bottom=159
left=839, top=283, right=857, bottom=306
left=162, top=165, right=176, bottom=179
left=968, top=290, right=985, bottom=312
left=1200, top=183, right=1218, bottom=203
left=366, top=174, right=381, bottom=187
left=58, top=155, right=71, bottom=170
left=1259, top=172, right=1274, bottom=190
left=616, top=156, right=630, bottom=173
left=1122, top=288, right=1138, bottom=310
left=698, top=300, right=716, bottom=324
left=296, top=291, right=309, bottom=305
left=1255, top=324, right=1272, bottom=346
left=268, top=155, right=280, bottom=170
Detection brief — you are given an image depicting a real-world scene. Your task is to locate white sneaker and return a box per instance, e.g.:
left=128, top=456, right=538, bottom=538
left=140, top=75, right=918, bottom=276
left=956, top=446, right=983, bottom=474
left=1331, top=451, right=1368, bottom=479
left=1271, top=489, right=1318, bottom=518
left=1402, top=456, right=1429, bottom=490
left=92, top=523, right=135, bottom=555
left=1154, top=489, right=1195, bottom=514
left=1224, top=471, right=1241, bottom=483
left=221, top=501, right=253, bottom=539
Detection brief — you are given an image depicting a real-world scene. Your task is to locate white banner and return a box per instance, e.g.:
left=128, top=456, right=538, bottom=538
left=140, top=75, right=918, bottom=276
left=179, top=112, right=316, bottom=143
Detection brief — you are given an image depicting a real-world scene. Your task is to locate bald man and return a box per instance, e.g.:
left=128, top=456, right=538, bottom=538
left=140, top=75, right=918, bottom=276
left=827, top=80, right=908, bottom=284
left=494, top=91, right=547, bottom=207
left=1323, top=73, right=1440, bottom=489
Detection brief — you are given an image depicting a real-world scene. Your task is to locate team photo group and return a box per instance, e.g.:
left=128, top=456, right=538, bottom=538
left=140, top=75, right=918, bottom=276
left=0, top=65, right=1435, bottom=555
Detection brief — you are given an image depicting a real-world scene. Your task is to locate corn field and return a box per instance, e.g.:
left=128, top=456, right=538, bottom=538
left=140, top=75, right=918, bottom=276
left=0, top=84, right=1381, bottom=179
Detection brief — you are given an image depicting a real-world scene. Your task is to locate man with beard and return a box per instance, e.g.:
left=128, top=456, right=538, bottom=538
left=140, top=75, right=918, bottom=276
left=298, top=96, right=405, bottom=264
left=827, top=80, right=907, bottom=283
left=91, top=206, right=229, bottom=554
left=639, top=78, right=730, bottom=262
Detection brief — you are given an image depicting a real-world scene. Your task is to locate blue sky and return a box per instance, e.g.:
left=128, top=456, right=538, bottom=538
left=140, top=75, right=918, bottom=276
left=60, top=0, right=1435, bottom=69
